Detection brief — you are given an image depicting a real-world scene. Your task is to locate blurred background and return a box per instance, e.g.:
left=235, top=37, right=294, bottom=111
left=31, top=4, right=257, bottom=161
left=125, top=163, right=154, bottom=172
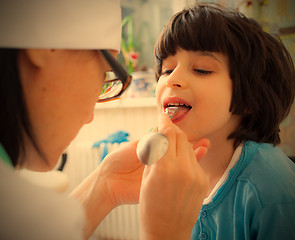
left=25, top=0, right=295, bottom=239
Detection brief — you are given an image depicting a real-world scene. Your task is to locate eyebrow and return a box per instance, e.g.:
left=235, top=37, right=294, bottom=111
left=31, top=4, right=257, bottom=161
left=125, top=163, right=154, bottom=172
left=195, top=51, right=223, bottom=63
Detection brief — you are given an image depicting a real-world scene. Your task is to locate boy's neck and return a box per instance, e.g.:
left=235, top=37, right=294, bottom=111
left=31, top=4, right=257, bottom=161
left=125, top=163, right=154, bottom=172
left=198, top=138, right=237, bottom=197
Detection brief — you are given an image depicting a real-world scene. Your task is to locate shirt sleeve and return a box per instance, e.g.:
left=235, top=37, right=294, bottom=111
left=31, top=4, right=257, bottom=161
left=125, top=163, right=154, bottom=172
left=0, top=161, right=86, bottom=240
left=253, top=202, right=295, bottom=239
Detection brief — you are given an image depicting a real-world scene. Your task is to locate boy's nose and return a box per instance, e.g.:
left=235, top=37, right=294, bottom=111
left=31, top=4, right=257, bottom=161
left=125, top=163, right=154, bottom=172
left=165, top=70, right=188, bottom=89
left=166, top=82, right=181, bottom=88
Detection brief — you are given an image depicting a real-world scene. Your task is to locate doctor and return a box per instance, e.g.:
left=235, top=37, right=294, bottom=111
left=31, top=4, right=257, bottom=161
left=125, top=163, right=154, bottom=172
left=0, top=0, right=209, bottom=239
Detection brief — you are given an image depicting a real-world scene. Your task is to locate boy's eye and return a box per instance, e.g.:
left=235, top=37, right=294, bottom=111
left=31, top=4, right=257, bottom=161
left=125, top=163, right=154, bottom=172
left=161, top=69, right=173, bottom=75
left=194, top=69, right=213, bottom=75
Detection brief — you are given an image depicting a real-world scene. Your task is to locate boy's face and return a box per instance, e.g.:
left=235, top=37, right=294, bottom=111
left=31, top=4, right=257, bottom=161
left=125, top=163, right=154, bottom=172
left=156, top=49, right=241, bottom=145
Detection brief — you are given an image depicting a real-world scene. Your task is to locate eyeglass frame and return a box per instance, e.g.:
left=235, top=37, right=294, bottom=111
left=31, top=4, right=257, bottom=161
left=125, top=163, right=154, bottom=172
left=98, top=49, right=132, bottom=103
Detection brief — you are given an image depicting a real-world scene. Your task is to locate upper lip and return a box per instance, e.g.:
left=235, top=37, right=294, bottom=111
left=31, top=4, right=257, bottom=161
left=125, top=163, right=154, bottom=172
left=163, top=97, right=192, bottom=110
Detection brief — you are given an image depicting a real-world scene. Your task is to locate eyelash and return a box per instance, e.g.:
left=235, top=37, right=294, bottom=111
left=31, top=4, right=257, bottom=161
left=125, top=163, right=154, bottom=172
left=194, top=69, right=213, bottom=75
left=161, top=69, right=213, bottom=76
left=161, top=70, right=173, bottom=75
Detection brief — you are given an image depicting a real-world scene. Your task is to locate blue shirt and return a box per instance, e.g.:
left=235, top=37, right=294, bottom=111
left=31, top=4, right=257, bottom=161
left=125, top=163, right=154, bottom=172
left=192, top=141, right=295, bottom=240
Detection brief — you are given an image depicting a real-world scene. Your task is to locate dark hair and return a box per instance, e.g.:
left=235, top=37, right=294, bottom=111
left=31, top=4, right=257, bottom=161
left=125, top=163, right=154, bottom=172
left=0, top=48, right=43, bottom=167
left=154, top=3, right=295, bottom=147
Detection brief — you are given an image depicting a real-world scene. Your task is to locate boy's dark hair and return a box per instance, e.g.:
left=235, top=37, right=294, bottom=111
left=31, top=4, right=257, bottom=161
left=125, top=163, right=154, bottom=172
left=154, top=3, right=295, bottom=147
left=0, top=48, right=43, bottom=167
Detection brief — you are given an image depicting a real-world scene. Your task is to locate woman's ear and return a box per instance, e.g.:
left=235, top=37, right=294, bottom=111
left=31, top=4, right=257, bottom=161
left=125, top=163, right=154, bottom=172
left=24, top=49, right=54, bottom=68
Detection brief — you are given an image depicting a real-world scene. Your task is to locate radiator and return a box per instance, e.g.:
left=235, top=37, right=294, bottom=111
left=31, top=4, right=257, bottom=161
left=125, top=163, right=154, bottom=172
left=66, top=142, right=140, bottom=240
left=65, top=104, right=158, bottom=240
left=95, top=204, right=140, bottom=240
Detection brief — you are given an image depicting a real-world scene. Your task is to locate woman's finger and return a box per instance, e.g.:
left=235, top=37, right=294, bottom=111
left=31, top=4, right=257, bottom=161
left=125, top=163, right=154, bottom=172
left=193, top=139, right=211, bottom=161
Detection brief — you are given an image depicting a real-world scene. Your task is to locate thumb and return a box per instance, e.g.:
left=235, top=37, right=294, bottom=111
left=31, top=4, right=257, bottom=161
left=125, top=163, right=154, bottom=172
left=193, top=139, right=210, bottom=162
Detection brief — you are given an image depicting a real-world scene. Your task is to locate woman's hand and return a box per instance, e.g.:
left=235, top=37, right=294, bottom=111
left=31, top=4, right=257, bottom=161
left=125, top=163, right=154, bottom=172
left=71, top=113, right=209, bottom=239
left=139, top=113, right=209, bottom=240
left=70, top=141, right=144, bottom=239
left=99, top=140, right=144, bottom=206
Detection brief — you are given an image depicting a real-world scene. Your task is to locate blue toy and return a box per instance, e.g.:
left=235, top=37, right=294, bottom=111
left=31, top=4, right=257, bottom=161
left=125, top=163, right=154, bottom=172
left=92, top=131, right=129, bottom=161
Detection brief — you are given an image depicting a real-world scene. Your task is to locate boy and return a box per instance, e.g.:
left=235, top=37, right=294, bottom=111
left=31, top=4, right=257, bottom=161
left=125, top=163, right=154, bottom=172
left=154, top=3, right=295, bottom=239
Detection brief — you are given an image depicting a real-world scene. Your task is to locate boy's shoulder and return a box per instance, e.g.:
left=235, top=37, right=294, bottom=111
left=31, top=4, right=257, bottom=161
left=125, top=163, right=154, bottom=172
left=236, top=141, right=295, bottom=205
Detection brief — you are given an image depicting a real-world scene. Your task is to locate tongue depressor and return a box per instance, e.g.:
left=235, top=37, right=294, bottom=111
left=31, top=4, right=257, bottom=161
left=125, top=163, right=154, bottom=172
left=136, top=107, right=179, bottom=165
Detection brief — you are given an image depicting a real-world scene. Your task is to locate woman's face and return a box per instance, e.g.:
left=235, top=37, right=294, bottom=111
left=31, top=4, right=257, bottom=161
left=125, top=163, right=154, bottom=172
left=19, top=49, right=113, bottom=171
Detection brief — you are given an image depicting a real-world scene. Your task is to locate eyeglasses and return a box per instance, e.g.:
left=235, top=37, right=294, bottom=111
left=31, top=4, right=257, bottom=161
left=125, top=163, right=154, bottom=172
left=98, top=50, right=132, bottom=103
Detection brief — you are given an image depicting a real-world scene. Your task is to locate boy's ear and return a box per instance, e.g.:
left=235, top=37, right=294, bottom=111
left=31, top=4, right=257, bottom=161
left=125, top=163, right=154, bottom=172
left=24, top=49, right=54, bottom=68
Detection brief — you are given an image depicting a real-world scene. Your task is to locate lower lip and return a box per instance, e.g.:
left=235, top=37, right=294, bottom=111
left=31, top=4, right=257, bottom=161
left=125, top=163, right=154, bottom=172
left=171, top=109, right=191, bottom=123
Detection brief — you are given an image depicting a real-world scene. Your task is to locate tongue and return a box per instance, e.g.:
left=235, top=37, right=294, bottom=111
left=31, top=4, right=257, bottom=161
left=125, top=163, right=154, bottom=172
left=167, top=106, right=190, bottom=120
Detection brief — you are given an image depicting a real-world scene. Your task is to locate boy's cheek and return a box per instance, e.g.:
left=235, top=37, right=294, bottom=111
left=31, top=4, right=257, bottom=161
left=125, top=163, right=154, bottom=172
left=155, top=84, right=162, bottom=111
left=155, top=82, right=161, bottom=96
left=155, top=78, right=171, bottom=114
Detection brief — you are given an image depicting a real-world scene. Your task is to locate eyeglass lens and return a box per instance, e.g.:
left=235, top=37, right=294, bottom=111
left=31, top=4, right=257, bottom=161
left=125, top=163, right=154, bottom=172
left=98, top=50, right=132, bottom=102
left=99, top=75, right=123, bottom=100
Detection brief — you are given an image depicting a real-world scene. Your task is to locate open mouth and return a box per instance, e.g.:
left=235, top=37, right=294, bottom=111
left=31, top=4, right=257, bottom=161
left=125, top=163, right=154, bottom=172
left=164, top=103, right=192, bottom=121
